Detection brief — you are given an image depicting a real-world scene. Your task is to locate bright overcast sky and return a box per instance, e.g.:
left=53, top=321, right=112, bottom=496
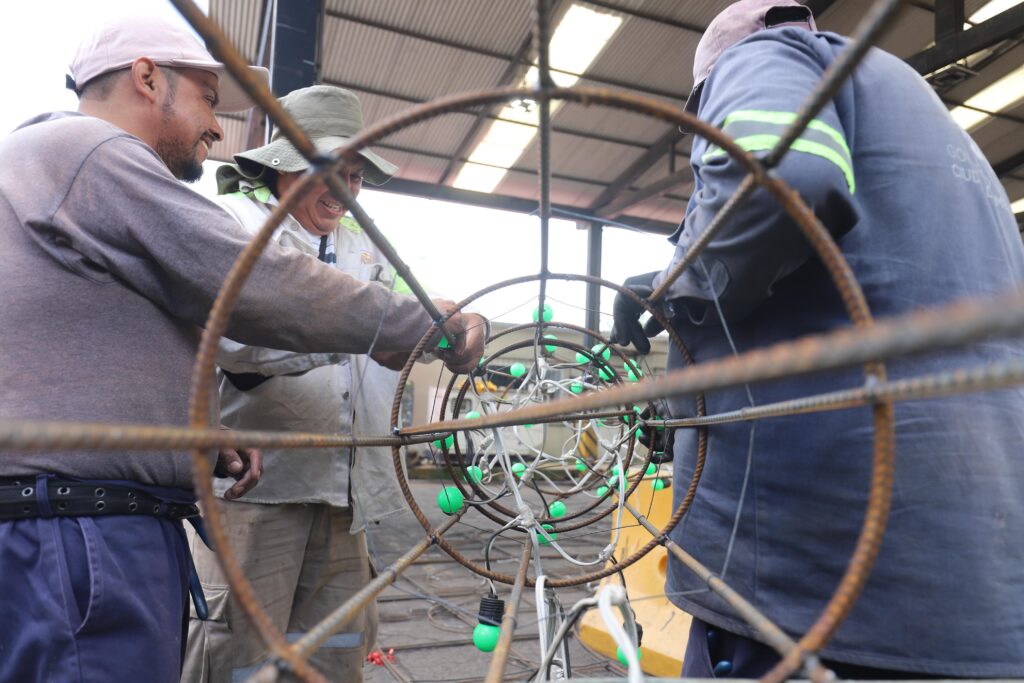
left=1, top=0, right=678, bottom=329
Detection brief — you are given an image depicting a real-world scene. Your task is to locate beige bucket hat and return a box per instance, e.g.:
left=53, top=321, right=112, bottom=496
left=232, top=85, right=397, bottom=186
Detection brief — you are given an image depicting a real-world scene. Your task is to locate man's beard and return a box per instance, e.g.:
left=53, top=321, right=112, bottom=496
left=157, top=94, right=204, bottom=183
left=154, top=135, right=204, bottom=183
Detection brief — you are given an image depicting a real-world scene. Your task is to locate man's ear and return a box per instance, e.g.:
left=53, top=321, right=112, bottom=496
left=129, top=57, right=160, bottom=104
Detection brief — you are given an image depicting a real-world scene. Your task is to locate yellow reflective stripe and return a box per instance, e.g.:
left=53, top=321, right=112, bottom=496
left=252, top=186, right=272, bottom=203
left=392, top=272, right=413, bottom=295
left=340, top=216, right=362, bottom=234
left=721, top=110, right=851, bottom=158
left=703, top=134, right=855, bottom=194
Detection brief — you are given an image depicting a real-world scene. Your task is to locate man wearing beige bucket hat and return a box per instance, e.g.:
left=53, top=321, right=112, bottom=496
left=0, top=18, right=483, bottom=683
left=182, top=85, right=488, bottom=683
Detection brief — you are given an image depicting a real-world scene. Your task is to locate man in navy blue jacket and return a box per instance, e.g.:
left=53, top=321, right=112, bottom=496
left=612, top=0, right=1024, bottom=677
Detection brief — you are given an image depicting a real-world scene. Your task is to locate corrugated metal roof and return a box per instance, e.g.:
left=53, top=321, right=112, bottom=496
left=325, top=0, right=535, bottom=57
left=948, top=43, right=1024, bottom=101
left=586, top=15, right=700, bottom=97
left=209, top=0, right=262, bottom=62
left=208, top=0, right=1024, bottom=228
left=320, top=19, right=511, bottom=100
left=497, top=168, right=605, bottom=208
left=518, top=135, right=646, bottom=183
left=370, top=149, right=451, bottom=184
left=553, top=98, right=677, bottom=148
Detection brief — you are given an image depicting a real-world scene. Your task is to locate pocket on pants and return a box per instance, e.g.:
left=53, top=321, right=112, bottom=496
left=52, top=517, right=102, bottom=635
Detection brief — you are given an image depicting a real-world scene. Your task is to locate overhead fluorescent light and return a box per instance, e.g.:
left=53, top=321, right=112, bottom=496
left=453, top=163, right=511, bottom=194
left=1011, top=196, right=1024, bottom=214
left=967, top=0, right=1022, bottom=25
left=949, top=63, right=1024, bottom=131
left=453, top=4, right=622, bottom=193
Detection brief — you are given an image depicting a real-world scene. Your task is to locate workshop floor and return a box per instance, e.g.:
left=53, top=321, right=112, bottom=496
left=361, top=479, right=629, bottom=683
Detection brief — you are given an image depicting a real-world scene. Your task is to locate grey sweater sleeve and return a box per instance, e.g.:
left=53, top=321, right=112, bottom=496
left=49, top=134, right=434, bottom=353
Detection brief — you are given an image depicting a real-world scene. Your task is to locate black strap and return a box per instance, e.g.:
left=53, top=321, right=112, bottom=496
left=0, top=478, right=199, bottom=521
left=318, top=235, right=329, bottom=262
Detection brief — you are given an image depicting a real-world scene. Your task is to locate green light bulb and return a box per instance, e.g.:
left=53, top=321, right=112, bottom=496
left=523, top=423, right=534, bottom=429
left=593, top=343, right=611, bottom=361
left=463, top=465, right=483, bottom=483
left=509, top=362, right=527, bottom=378
left=548, top=500, right=567, bottom=518
left=539, top=523, right=556, bottom=545
left=532, top=303, right=553, bottom=323
left=626, top=364, right=643, bottom=382
left=465, top=410, right=481, bottom=420
left=473, top=623, right=501, bottom=652
left=569, top=381, right=584, bottom=394
left=611, top=465, right=622, bottom=476
left=598, top=366, right=614, bottom=382
left=645, top=462, right=657, bottom=476
left=511, top=462, right=526, bottom=478
left=437, top=486, right=464, bottom=515
left=543, top=334, right=558, bottom=353
left=651, top=478, right=668, bottom=491
left=574, top=458, right=587, bottom=472
left=616, top=646, right=643, bottom=667
left=432, top=434, right=455, bottom=450
left=596, top=485, right=609, bottom=497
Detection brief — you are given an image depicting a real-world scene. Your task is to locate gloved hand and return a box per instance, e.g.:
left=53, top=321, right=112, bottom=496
left=609, top=272, right=664, bottom=355
left=637, top=405, right=675, bottom=464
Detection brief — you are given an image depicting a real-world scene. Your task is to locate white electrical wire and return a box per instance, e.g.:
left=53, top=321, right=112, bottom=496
left=598, top=584, right=645, bottom=683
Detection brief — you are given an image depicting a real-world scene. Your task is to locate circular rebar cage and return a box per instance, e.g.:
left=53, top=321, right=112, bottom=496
left=7, top=1, right=1024, bottom=682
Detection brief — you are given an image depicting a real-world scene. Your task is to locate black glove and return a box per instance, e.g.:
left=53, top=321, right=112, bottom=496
left=609, top=272, right=665, bottom=355
left=637, top=405, right=675, bottom=464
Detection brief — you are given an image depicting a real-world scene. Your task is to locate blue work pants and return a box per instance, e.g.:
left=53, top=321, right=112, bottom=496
left=0, top=514, right=190, bottom=683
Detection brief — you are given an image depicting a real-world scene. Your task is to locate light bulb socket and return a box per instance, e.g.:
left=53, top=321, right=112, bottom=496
left=478, top=595, right=505, bottom=626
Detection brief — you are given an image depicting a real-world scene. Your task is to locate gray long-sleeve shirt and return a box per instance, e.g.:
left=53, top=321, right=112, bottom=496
left=0, top=112, right=432, bottom=489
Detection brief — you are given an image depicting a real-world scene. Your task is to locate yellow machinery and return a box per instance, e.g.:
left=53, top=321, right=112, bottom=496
left=578, top=472, right=691, bottom=676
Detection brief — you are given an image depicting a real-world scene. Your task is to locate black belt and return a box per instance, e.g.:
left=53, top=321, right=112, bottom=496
left=0, top=477, right=199, bottom=522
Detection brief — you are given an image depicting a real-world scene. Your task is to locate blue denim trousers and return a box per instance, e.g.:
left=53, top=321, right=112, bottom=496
left=0, top=512, right=189, bottom=683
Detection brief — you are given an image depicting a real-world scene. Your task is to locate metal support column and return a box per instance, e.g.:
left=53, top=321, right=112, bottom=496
left=268, top=0, right=322, bottom=97
left=585, top=221, right=603, bottom=347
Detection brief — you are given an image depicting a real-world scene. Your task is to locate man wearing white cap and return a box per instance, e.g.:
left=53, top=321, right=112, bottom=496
left=0, top=17, right=482, bottom=683
left=611, top=0, right=1024, bottom=678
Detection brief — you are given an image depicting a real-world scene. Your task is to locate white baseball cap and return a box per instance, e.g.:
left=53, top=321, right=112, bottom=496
left=68, top=15, right=269, bottom=113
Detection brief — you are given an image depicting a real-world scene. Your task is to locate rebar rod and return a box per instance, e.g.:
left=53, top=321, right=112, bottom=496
left=535, top=0, right=555, bottom=350
left=484, top=541, right=534, bottom=683
left=649, top=359, right=1024, bottom=429
left=622, top=501, right=832, bottom=683
left=0, top=420, right=443, bottom=453
left=399, top=287, right=1024, bottom=437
